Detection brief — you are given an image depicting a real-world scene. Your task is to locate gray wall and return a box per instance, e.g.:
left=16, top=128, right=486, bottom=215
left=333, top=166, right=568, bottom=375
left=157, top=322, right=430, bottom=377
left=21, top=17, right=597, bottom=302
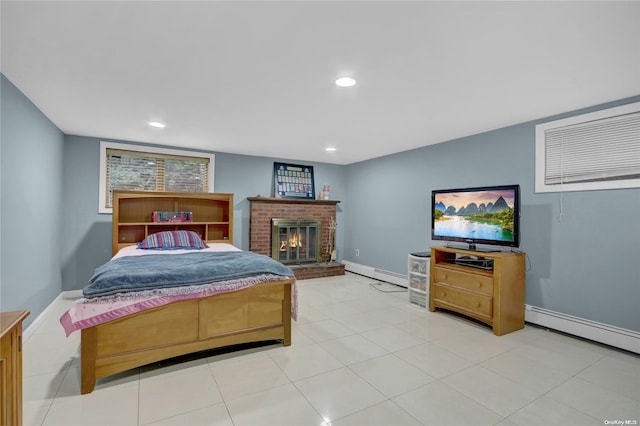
left=3, top=70, right=638, bottom=335
left=343, top=96, right=640, bottom=333
left=61, top=136, right=347, bottom=291
left=1, top=75, right=64, bottom=327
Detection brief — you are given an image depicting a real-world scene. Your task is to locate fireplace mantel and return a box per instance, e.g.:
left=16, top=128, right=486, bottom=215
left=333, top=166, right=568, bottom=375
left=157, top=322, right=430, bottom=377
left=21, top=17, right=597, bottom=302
left=247, top=197, right=340, bottom=206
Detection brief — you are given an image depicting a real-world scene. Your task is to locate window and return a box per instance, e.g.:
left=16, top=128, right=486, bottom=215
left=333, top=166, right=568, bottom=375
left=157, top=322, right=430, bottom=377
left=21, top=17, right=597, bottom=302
left=99, top=141, right=215, bottom=213
left=535, top=102, right=640, bottom=193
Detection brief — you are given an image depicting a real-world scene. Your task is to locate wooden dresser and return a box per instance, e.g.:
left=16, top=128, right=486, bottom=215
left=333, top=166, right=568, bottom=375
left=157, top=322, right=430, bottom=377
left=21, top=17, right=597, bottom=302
left=429, top=246, right=525, bottom=336
left=1, top=310, right=29, bottom=426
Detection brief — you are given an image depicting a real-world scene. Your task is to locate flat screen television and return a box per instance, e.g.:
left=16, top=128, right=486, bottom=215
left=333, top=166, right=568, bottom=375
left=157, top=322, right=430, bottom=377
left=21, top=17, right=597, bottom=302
left=431, top=184, right=520, bottom=251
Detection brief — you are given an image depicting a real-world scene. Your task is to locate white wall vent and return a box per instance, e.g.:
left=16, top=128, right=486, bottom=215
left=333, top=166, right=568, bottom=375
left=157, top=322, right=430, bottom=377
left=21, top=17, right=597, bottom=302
left=535, top=102, right=640, bottom=193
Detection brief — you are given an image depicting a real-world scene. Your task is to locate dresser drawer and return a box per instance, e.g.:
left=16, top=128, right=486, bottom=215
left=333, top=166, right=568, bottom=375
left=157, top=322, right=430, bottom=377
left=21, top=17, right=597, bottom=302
left=432, top=284, right=493, bottom=319
left=433, top=268, right=493, bottom=295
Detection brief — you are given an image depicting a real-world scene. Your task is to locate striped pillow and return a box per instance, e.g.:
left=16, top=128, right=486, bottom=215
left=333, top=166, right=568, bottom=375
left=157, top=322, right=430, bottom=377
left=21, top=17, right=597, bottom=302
left=137, top=230, right=208, bottom=250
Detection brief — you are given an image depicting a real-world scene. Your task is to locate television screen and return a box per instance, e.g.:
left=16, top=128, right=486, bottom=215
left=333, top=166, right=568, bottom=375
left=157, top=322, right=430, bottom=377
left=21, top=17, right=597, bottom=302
left=431, top=184, right=520, bottom=250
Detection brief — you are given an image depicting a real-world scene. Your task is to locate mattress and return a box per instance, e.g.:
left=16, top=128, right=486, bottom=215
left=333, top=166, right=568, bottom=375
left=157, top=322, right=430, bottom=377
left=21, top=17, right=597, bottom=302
left=60, top=244, right=297, bottom=336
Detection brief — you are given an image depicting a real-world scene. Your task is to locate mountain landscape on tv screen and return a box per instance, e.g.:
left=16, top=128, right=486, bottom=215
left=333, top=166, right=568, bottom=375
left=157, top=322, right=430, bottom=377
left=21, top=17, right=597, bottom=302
left=434, top=194, right=515, bottom=242
left=434, top=196, right=510, bottom=215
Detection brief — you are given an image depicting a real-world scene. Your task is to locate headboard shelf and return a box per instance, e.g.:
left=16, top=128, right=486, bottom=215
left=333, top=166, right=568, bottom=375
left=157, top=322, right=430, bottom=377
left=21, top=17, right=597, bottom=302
left=112, top=190, right=234, bottom=255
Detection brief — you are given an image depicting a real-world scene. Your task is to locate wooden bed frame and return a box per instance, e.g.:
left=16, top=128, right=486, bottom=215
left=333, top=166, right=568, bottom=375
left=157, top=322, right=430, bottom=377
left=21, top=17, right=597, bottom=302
left=80, top=191, right=294, bottom=394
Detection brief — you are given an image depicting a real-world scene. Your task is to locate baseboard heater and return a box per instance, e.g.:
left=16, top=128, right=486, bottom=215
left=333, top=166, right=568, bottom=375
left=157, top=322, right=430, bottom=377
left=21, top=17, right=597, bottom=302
left=373, top=268, right=407, bottom=287
left=525, top=305, right=639, bottom=354
left=343, top=260, right=639, bottom=354
left=342, top=261, right=408, bottom=287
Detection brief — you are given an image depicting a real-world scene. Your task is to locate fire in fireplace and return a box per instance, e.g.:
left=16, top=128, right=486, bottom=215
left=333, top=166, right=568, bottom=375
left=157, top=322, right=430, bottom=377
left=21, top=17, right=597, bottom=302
left=271, top=218, right=322, bottom=265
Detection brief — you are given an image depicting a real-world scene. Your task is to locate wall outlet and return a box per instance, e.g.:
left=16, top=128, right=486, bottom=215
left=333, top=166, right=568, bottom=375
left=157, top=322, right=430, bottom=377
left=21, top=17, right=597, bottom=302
left=355, top=249, right=360, bottom=257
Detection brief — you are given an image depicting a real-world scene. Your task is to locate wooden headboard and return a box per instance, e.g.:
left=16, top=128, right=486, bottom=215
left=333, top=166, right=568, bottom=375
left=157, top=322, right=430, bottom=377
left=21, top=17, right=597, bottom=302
left=112, top=190, right=234, bottom=255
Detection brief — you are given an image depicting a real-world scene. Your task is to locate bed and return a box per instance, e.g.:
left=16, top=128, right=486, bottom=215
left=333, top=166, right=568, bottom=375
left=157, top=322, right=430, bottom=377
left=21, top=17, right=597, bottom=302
left=60, top=190, right=296, bottom=394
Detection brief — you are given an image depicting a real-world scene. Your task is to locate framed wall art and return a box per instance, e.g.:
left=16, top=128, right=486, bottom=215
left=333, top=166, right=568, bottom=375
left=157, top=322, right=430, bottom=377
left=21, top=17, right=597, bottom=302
left=273, top=162, right=315, bottom=199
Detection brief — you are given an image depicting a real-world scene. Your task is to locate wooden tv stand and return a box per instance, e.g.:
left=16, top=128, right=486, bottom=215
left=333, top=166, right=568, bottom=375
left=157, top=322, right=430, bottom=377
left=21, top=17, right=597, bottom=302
left=429, top=246, right=525, bottom=336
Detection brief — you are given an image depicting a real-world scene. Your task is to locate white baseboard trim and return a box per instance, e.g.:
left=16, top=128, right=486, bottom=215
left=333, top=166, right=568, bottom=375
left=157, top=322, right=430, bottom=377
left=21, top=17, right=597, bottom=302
left=23, top=292, right=64, bottom=341
left=525, top=304, right=640, bottom=354
left=343, top=260, right=408, bottom=287
left=63, top=290, right=83, bottom=298
left=23, top=290, right=83, bottom=342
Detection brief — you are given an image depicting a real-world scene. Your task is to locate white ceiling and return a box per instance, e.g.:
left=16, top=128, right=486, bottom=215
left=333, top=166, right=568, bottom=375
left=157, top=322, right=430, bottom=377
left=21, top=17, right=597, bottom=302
left=2, top=1, right=639, bottom=165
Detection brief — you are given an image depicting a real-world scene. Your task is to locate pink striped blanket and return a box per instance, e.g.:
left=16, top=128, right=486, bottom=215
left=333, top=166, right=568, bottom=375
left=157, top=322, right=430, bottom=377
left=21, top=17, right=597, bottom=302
left=60, top=245, right=297, bottom=336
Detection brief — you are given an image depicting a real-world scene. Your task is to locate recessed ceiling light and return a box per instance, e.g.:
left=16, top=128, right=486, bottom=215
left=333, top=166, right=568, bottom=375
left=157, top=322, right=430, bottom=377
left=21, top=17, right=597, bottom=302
left=335, top=77, right=356, bottom=87
left=325, top=147, right=337, bottom=152
left=149, top=121, right=166, bottom=128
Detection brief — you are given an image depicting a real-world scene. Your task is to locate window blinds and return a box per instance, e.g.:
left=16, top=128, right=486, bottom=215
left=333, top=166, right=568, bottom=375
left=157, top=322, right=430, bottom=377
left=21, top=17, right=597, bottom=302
left=106, top=149, right=209, bottom=208
left=544, top=111, right=640, bottom=185
left=535, top=102, right=640, bottom=193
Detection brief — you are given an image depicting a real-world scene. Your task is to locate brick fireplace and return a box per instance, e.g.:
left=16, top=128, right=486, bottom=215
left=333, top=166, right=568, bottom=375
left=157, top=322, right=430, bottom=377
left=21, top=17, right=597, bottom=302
left=248, top=197, right=345, bottom=280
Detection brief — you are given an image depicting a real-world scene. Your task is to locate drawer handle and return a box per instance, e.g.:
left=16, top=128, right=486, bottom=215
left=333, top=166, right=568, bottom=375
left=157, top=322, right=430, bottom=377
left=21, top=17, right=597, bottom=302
left=476, top=302, right=482, bottom=308
left=477, top=282, right=482, bottom=288
left=440, top=292, right=447, bottom=297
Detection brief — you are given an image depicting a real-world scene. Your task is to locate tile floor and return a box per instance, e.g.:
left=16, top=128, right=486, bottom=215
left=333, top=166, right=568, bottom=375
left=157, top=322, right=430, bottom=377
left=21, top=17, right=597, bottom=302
left=23, top=272, right=640, bottom=425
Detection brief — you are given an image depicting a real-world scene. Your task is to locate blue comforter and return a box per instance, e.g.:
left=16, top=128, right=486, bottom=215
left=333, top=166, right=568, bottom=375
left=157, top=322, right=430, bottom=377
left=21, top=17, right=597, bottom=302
left=83, top=251, right=294, bottom=298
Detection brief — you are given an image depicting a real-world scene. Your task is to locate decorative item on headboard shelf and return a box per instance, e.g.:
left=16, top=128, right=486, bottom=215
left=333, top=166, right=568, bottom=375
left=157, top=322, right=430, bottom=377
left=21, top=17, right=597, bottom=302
left=152, top=211, right=193, bottom=223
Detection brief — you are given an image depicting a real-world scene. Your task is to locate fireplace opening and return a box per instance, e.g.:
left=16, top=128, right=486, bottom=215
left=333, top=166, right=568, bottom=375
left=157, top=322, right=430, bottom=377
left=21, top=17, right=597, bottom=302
left=271, top=218, right=322, bottom=265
